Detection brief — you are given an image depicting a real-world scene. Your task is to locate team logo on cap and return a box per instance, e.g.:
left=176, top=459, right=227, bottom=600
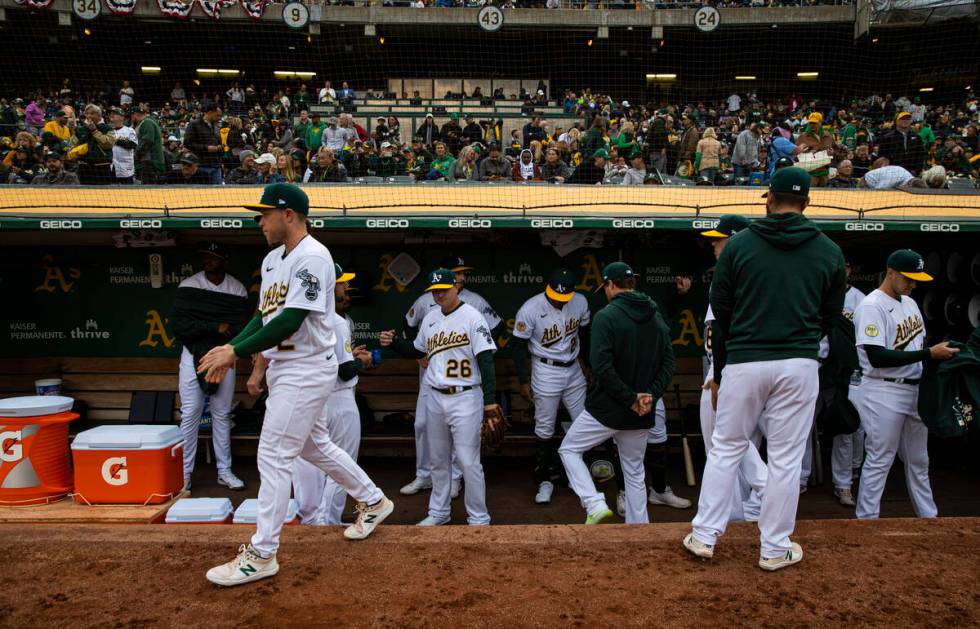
left=431, top=271, right=440, bottom=283
left=865, top=323, right=879, bottom=338
left=792, top=184, right=801, bottom=191
left=916, top=258, right=924, bottom=271
left=296, top=269, right=321, bottom=301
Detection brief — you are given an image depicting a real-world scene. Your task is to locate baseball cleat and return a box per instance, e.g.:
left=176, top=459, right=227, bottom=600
left=399, top=476, right=432, bottom=495
left=834, top=487, right=856, bottom=507
left=649, top=486, right=692, bottom=509
left=417, top=515, right=451, bottom=526
left=616, top=490, right=626, bottom=517
left=585, top=506, right=613, bottom=525
left=535, top=481, right=554, bottom=504
left=183, top=475, right=192, bottom=491
left=799, top=485, right=808, bottom=495
left=217, top=471, right=246, bottom=491
left=344, top=497, right=394, bottom=540
left=206, top=544, right=278, bottom=587
left=450, top=478, right=462, bottom=499
left=683, top=533, right=714, bottom=559
left=759, top=543, right=804, bottom=571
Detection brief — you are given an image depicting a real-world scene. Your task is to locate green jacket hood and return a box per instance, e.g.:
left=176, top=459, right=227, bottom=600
left=748, top=212, right=822, bottom=250
left=610, top=291, right=659, bottom=323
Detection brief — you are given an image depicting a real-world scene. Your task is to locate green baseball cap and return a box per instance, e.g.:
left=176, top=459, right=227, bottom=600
left=546, top=268, right=577, bottom=303
left=425, top=268, right=456, bottom=292
left=886, top=249, right=933, bottom=282
left=762, top=167, right=810, bottom=198
left=701, top=214, right=750, bottom=239
left=597, top=261, right=634, bottom=291
left=245, top=182, right=310, bottom=216
left=592, top=148, right=610, bottom=160
left=335, top=263, right=355, bottom=284
left=439, top=256, right=473, bottom=273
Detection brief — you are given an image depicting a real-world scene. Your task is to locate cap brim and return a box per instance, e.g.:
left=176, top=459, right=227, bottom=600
left=337, top=272, right=356, bottom=283
left=901, top=271, right=933, bottom=281
left=450, top=266, right=473, bottom=273
left=700, top=230, right=729, bottom=238
left=425, top=283, right=454, bottom=292
left=244, top=203, right=278, bottom=211
left=545, top=285, right=574, bottom=302
left=198, top=249, right=227, bottom=259
left=594, top=281, right=607, bottom=293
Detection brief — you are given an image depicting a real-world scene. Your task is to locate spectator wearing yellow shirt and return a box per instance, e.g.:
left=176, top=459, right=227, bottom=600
left=41, top=110, right=73, bottom=150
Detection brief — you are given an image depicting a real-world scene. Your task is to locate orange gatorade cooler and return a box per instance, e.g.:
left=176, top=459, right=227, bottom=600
left=71, top=425, right=183, bottom=505
left=0, top=396, right=77, bottom=507
left=165, top=498, right=234, bottom=524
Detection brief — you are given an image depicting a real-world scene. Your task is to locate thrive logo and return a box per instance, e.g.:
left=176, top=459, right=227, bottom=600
left=101, top=457, right=129, bottom=486
left=72, top=319, right=111, bottom=340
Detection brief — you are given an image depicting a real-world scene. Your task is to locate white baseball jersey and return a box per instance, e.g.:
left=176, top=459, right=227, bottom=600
left=258, top=235, right=336, bottom=361
left=853, top=288, right=926, bottom=380
left=818, top=285, right=866, bottom=359
left=332, top=313, right=357, bottom=391
left=414, top=303, right=496, bottom=389
left=405, top=287, right=501, bottom=330
left=512, top=292, right=590, bottom=362
left=178, top=270, right=247, bottom=298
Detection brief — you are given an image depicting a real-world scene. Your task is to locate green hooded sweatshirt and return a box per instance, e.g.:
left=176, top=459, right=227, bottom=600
left=585, top=291, right=676, bottom=430
left=711, top=212, right=846, bottom=383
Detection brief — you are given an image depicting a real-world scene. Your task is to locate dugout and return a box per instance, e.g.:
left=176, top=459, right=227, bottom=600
left=1, top=184, right=978, bottom=456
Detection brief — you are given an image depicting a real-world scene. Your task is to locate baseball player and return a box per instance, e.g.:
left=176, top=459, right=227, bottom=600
left=510, top=268, right=591, bottom=504
left=559, top=262, right=676, bottom=525
left=170, top=242, right=251, bottom=492
left=199, top=184, right=393, bottom=587
left=800, top=259, right=866, bottom=505
left=694, top=215, right=767, bottom=523
left=380, top=268, right=500, bottom=525
left=685, top=168, right=846, bottom=571
left=399, top=256, right=502, bottom=500
left=290, top=263, right=374, bottom=525
left=851, top=249, right=958, bottom=519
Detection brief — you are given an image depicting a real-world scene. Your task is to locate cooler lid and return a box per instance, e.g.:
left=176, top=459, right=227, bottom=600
left=72, top=424, right=183, bottom=450
left=0, top=395, right=74, bottom=418
left=233, top=498, right=298, bottom=524
left=165, top=498, right=234, bottom=523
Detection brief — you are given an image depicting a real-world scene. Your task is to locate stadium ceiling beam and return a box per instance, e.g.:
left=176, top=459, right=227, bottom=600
left=0, top=0, right=854, bottom=28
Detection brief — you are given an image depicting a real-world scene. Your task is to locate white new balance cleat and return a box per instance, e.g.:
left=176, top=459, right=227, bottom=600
left=450, top=478, right=462, bottom=499
left=759, top=543, right=804, bottom=571
left=183, top=475, right=192, bottom=492
left=417, top=515, right=451, bottom=526
left=683, top=533, right=714, bottom=559
left=616, top=490, right=626, bottom=517
left=535, top=481, right=554, bottom=504
left=834, top=487, right=856, bottom=507
left=344, top=497, right=394, bottom=540
left=217, top=471, right=245, bottom=491
left=206, top=544, right=278, bottom=587
left=648, top=486, right=692, bottom=509
left=399, top=476, right=432, bottom=495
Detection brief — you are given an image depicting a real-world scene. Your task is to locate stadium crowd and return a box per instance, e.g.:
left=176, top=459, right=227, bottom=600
left=2, top=80, right=977, bottom=188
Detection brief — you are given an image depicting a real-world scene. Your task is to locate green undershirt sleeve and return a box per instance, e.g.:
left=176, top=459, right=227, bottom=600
left=863, top=345, right=931, bottom=369
left=390, top=336, right=426, bottom=359
left=232, top=308, right=308, bottom=357
left=229, top=314, right=263, bottom=347
left=510, top=336, right=530, bottom=384
left=477, top=350, right=496, bottom=406
left=338, top=359, right=363, bottom=382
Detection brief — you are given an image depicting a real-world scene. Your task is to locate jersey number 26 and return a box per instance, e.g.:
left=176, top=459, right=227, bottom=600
left=445, top=359, right=472, bottom=378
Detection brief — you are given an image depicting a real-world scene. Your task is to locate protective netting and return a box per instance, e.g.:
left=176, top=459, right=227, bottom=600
left=0, top=0, right=977, bottom=209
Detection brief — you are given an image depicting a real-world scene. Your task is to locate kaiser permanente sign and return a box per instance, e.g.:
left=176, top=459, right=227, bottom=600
left=0, top=185, right=977, bottom=232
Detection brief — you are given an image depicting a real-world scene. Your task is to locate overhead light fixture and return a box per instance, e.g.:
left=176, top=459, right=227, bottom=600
left=871, top=37, right=879, bottom=43
left=379, top=36, right=385, bottom=44
left=646, top=74, right=677, bottom=81
left=735, top=75, right=756, bottom=81
left=192, top=79, right=201, bottom=86
left=144, top=40, right=152, bottom=45
left=587, top=39, right=593, bottom=46
left=797, top=71, right=819, bottom=79
left=918, top=87, right=934, bottom=92
left=288, top=46, right=295, bottom=50
left=141, top=66, right=162, bottom=75
left=307, top=35, right=312, bottom=43
left=966, top=85, right=972, bottom=90
left=83, top=27, right=91, bottom=36
left=218, top=69, right=240, bottom=76
left=274, top=70, right=316, bottom=79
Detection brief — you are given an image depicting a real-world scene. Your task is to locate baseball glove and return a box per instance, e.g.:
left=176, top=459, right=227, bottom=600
left=481, top=404, right=507, bottom=449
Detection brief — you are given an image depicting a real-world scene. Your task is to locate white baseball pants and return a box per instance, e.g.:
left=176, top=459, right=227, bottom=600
left=699, top=383, right=766, bottom=522
left=531, top=361, right=588, bottom=439
left=559, top=409, right=649, bottom=524
left=692, top=358, right=818, bottom=559
left=414, top=369, right=462, bottom=481
left=292, top=388, right=361, bottom=525
left=851, top=380, right=937, bottom=519
left=425, top=387, right=489, bottom=525
left=178, top=347, right=236, bottom=477
left=831, top=384, right=864, bottom=490
left=251, top=357, right=383, bottom=557
left=646, top=398, right=667, bottom=445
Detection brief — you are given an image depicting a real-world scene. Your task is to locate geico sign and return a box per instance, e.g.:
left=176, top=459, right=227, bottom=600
left=612, top=219, right=656, bottom=229
left=0, top=430, right=23, bottom=463
left=691, top=219, right=719, bottom=229
left=119, top=219, right=162, bottom=229
left=844, top=222, right=884, bottom=232
left=40, top=220, right=82, bottom=229
left=531, top=218, right=574, bottom=228
left=101, top=457, right=128, bottom=486
left=366, top=219, right=409, bottom=228
left=920, top=223, right=959, bottom=232
left=449, top=218, right=492, bottom=228
left=200, top=219, right=243, bottom=229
